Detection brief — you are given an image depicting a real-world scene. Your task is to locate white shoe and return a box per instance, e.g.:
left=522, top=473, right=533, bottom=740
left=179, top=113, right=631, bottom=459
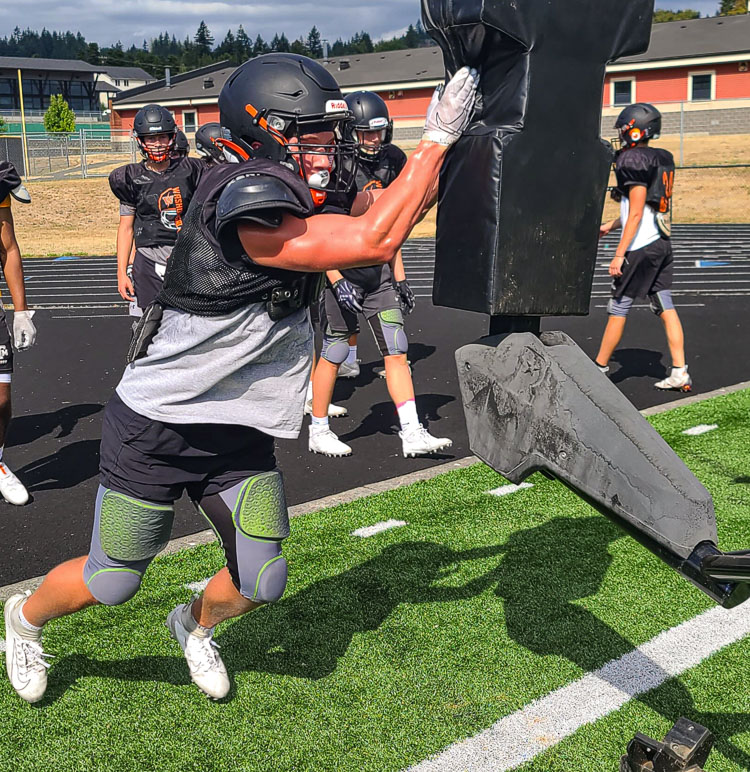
left=655, top=366, right=692, bottom=392
left=166, top=603, right=230, bottom=700
left=0, top=463, right=29, bottom=505
left=400, top=424, right=453, bottom=457
left=308, top=427, right=352, bottom=457
left=304, top=398, right=348, bottom=418
left=595, top=363, right=610, bottom=376
left=4, top=591, right=51, bottom=704
left=337, top=360, right=360, bottom=379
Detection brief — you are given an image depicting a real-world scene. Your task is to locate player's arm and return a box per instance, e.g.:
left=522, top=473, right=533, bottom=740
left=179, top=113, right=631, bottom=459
left=116, top=214, right=136, bottom=302
left=239, top=141, right=448, bottom=272
left=599, top=216, right=621, bottom=238
left=0, top=207, right=29, bottom=313
left=611, top=185, right=647, bottom=277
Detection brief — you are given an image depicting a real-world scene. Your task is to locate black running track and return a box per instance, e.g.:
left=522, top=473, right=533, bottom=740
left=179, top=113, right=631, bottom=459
left=1, top=224, right=749, bottom=584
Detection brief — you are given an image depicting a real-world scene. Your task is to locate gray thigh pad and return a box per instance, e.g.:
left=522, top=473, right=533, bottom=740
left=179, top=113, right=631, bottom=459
left=99, top=488, right=175, bottom=562
left=227, top=471, right=290, bottom=540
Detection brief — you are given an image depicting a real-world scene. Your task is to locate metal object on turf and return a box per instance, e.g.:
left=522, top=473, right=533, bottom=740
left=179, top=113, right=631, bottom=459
left=423, top=0, right=750, bottom=607
left=620, top=718, right=714, bottom=772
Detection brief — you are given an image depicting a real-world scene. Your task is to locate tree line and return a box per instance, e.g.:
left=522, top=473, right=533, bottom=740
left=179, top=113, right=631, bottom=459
left=0, top=3, right=747, bottom=78
left=0, top=22, right=433, bottom=78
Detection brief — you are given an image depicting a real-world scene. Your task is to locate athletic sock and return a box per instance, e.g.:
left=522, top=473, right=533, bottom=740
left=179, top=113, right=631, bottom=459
left=397, top=400, right=419, bottom=433
left=182, top=600, right=213, bottom=639
left=346, top=346, right=358, bottom=365
left=17, top=605, right=43, bottom=640
left=310, top=415, right=329, bottom=431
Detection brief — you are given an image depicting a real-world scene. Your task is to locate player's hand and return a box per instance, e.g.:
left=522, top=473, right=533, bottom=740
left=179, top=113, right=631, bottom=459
left=609, top=256, right=626, bottom=277
left=599, top=221, right=613, bottom=239
left=13, top=309, right=36, bottom=350
left=422, top=66, right=479, bottom=147
left=118, top=271, right=135, bottom=302
left=394, top=279, right=416, bottom=314
left=332, top=279, right=364, bottom=315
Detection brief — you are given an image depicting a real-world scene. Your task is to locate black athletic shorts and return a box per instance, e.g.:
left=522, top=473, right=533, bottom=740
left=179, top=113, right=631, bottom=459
left=132, top=251, right=166, bottom=313
left=323, top=264, right=400, bottom=334
left=0, top=307, right=12, bottom=376
left=612, top=237, right=673, bottom=300
left=100, top=393, right=277, bottom=504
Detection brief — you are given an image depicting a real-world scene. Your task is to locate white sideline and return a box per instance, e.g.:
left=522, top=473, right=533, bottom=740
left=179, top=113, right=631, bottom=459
left=683, top=424, right=719, bottom=436
left=408, top=603, right=750, bottom=772
left=352, top=520, right=408, bottom=538
left=487, top=483, right=534, bottom=497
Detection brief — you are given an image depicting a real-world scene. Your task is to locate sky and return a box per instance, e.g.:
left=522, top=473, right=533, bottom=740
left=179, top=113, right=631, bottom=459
left=0, top=0, right=724, bottom=48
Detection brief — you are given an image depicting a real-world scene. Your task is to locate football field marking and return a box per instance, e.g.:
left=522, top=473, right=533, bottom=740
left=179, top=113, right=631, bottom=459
left=0, top=638, right=5, bottom=652
left=487, top=483, right=534, bottom=497
left=409, top=602, right=750, bottom=772
left=352, top=520, right=407, bottom=538
left=682, top=424, right=719, bottom=436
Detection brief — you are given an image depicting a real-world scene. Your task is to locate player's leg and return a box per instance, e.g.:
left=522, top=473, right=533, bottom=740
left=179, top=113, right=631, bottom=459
left=309, top=288, right=357, bottom=456
left=594, top=299, right=631, bottom=372
left=650, top=290, right=690, bottom=391
left=0, top=312, right=27, bottom=505
left=338, top=333, right=360, bottom=378
left=367, top=297, right=452, bottom=457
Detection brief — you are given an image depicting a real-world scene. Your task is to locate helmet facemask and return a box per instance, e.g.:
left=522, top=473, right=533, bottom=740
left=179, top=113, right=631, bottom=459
left=136, top=131, right=176, bottom=163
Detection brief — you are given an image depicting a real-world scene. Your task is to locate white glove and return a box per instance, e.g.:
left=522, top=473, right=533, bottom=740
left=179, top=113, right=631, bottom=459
left=13, top=310, right=36, bottom=351
left=422, top=66, right=479, bottom=147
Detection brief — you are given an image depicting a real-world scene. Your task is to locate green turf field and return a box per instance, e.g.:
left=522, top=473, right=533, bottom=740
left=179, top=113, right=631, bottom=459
left=1, top=389, right=749, bottom=771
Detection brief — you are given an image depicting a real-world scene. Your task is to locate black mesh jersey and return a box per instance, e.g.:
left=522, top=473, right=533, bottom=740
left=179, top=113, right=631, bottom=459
left=353, top=144, right=407, bottom=193
left=0, top=161, right=22, bottom=202
left=157, top=159, right=316, bottom=317
left=109, top=157, right=204, bottom=248
left=615, top=146, right=675, bottom=215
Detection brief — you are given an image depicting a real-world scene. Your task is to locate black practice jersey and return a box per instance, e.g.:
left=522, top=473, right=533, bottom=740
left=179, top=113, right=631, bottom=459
left=615, top=146, right=675, bottom=215
left=109, top=157, right=204, bottom=248
left=353, top=144, right=407, bottom=193
left=0, top=161, right=22, bottom=202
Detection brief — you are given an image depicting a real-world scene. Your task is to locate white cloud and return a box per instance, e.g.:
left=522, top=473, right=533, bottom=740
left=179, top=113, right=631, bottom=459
left=0, top=0, right=423, bottom=47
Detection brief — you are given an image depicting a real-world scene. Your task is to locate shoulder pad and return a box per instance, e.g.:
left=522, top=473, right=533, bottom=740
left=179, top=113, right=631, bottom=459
left=216, top=172, right=313, bottom=232
left=108, top=164, right=139, bottom=205
left=0, top=161, right=25, bottom=203
left=615, top=147, right=652, bottom=188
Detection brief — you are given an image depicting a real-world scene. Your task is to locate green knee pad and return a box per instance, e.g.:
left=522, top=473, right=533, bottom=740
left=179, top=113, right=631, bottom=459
left=232, top=471, right=290, bottom=540
left=99, top=489, right=175, bottom=562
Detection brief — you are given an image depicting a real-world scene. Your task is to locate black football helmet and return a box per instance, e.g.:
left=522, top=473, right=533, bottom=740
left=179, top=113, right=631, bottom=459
left=195, top=122, right=225, bottom=163
left=615, top=103, right=662, bottom=149
left=344, top=91, right=393, bottom=160
left=218, top=53, right=356, bottom=202
left=133, top=104, right=176, bottom=162
left=172, top=129, right=189, bottom=159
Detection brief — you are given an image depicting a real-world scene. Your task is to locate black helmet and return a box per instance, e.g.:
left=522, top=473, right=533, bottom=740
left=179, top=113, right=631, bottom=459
left=614, top=103, right=661, bottom=148
left=173, top=129, right=189, bottom=158
left=218, top=53, right=356, bottom=201
left=133, top=104, right=176, bottom=162
left=195, top=122, right=225, bottom=163
left=344, top=91, right=393, bottom=160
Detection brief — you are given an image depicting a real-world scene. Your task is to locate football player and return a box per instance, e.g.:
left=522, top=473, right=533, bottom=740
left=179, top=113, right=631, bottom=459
left=194, top=122, right=226, bottom=166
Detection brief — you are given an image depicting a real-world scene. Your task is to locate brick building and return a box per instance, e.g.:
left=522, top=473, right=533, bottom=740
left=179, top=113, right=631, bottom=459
left=111, top=14, right=750, bottom=140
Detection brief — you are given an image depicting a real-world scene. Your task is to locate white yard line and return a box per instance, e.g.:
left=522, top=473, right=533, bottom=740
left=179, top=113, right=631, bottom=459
left=352, top=520, right=407, bottom=538
left=409, top=603, right=750, bottom=772
left=683, top=424, right=719, bottom=436
left=487, top=483, right=534, bottom=497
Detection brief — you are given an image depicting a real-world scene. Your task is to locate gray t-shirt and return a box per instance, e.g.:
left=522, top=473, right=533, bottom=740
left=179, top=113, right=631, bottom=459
left=116, top=305, right=313, bottom=439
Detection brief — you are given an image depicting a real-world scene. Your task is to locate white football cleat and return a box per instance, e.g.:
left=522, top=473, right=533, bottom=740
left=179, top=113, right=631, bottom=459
left=400, top=424, right=453, bottom=457
left=0, top=463, right=29, bottom=506
left=655, top=366, right=692, bottom=392
left=304, top=399, right=348, bottom=418
left=308, top=427, right=352, bottom=457
left=4, top=591, right=51, bottom=704
left=337, top=360, right=360, bottom=379
left=166, top=603, right=230, bottom=700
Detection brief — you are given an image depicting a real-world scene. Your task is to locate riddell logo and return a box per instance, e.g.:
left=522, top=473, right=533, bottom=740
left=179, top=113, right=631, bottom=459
left=326, top=100, right=348, bottom=113
left=158, top=186, right=185, bottom=230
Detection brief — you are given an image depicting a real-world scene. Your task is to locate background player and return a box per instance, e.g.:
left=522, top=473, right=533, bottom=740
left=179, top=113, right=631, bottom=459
left=595, top=103, right=690, bottom=392
left=194, top=122, right=226, bottom=166
left=111, top=104, right=203, bottom=317
left=0, top=162, right=37, bottom=505
left=2, top=56, right=477, bottom=704
left=308, top=90, right=448, bottom=459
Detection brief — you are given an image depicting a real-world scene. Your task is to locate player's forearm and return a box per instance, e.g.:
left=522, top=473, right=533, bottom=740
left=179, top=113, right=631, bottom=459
left=116, top=223, right=134, bottom=275
left=0, top=247, right=28, bottom=311
left=390, top=250, right=406, bottom=282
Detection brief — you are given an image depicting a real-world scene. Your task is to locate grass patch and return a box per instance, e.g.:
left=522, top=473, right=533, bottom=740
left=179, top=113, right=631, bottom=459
left=0, top=389, right=749, bottom=771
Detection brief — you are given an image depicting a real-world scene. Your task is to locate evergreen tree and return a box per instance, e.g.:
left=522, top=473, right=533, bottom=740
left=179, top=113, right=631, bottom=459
left=719, top=0, right=747, bottom=13
left=253, top=34, right=269, bottom=56
left=215, top=29, right=236, bottom=60
left=290, top=37, right=309, bottom=56
left=404, top=24, right=419, bottom=47
left=194, top=21, right=214, bottom=56
left=44, top=94, right=76, bottom=132
left=306, top=26, right=323, bottom=58
left=653, top=9, right=700, bottom=21
left=235, top=25, right=252, bottom=60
